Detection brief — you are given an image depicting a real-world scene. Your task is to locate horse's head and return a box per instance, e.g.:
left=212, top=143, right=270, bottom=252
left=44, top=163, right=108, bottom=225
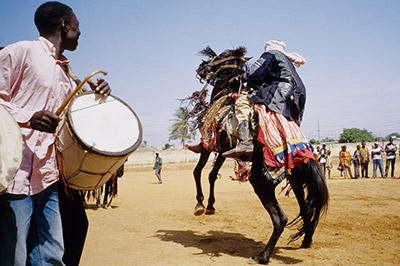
left=196, top=46, right=250, bottom=85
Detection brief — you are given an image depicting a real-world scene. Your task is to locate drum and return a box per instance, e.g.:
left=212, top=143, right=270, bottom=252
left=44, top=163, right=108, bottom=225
left=55, top=92, right=142, bottom=190
left=0, top=105, right=23, bottom=193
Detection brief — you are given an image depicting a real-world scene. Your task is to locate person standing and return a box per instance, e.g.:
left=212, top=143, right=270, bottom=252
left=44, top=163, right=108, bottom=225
left=371, top=141, right=385, bottom=178
left=339, top=145, right=353, bottom=179
left=359, top=141, right=370, bottom=178
left=353, top=144, right=361, bottom=178
left=325, top=149, right=333, bottom=179
left=0, top=2, right=111, bottom=265
left=153, top=152, right=163, bottom=184
left=318, top=144, right=327, bottom=177
left=385, top=136, right=397, bottom=177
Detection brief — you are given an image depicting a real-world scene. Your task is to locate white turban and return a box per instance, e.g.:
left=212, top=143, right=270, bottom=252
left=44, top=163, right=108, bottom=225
left=264, top=40, right=306, bottom=67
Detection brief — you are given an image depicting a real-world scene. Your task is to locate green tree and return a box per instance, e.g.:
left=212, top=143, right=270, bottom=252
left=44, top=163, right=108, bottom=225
left=339, top=128, right=374, bottom=143
left=385, top=133, right=400, bottom=141
left=321, top=137, right=335, bottom=143
left=163, top=143, right=171, bottom=150
left=309, top=138, right=320, bottom=145
left=168, top=106, right=197, bottom=146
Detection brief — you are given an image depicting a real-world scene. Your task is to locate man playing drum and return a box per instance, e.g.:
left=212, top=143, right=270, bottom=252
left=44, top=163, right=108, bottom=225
left=0, top=2, right=111, bottom=265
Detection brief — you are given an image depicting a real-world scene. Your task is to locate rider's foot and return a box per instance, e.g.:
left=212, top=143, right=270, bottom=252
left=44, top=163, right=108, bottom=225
left=185, top=143, right=203, bottom=153
left=222, top=142, right=253, bottom=158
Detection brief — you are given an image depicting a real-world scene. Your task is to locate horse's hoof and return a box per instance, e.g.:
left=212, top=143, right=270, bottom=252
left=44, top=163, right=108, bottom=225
left=248, top=254, right=268, bottom=265
left=300, top=240, right=313, bottom=248
left=205, top=208, right=215, bottom=215
left=194, top=204, right=205, bottom=216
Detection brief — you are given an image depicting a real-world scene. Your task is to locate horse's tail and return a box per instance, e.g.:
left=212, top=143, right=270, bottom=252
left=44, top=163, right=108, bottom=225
left=288, top=159, right=329, bottom=242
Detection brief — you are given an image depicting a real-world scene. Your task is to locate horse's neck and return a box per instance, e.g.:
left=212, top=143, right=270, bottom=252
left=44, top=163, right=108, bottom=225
left=210, top=71, right=241, bottom=103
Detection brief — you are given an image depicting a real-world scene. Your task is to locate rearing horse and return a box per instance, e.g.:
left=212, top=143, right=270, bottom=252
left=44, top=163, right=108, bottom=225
left=184, top=46, right=249, bottom=216
left=186, top=46, right=329, bottom=264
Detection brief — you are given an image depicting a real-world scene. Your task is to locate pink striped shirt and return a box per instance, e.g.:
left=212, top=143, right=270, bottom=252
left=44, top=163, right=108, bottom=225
left=0, top=37, right=76, bottom=195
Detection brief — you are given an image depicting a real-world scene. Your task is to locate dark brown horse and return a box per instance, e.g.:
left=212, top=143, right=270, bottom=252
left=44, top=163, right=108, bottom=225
left=184, top=46, right=249, bottom=216
left=185, top=46, right=329, bottom=264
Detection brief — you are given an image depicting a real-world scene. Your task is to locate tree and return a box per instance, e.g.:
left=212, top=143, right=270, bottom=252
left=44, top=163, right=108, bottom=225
left=309, top=138, right=320, bottom=145
left=168, top=106, right=197, bottom=146
left=163, top=143, right=171, bottom=150
left=320, top=137, right=335, bottom=143
left=385, top=133, right=400, bottom=141
left=339, top=128, right=374, bottom=143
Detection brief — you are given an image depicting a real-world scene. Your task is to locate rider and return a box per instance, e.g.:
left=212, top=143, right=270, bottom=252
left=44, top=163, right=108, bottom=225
left=222, top=40, right=307, bottom=158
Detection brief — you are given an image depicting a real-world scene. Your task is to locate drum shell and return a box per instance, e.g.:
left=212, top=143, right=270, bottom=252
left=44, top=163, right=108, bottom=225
left=0, top=105, right=23, bottom=193
left=56, top=119, right=128, bottom=190
left=55, top=92, right=142, bottom=190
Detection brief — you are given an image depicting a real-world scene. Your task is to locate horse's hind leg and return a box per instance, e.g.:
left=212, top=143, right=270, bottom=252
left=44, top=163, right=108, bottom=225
left=205, top=153, right=226, bottom=215
left=249, top=162, right=288, bottom=264
left=193, top=150, right=211, bottom=216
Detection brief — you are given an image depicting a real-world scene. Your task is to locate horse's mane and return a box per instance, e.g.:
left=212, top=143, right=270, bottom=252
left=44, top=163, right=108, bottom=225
left=181, top=46, right=248, bottom=128
left=198, top=46, right=247, bottom=59
left=198, top=46, right=217, bottom=58
left=220, top=46, right=247, bottom=58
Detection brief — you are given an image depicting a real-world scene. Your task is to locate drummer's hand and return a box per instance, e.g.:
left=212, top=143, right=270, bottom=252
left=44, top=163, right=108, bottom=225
left=87, top=78, right=111, bottom=96
left=30, top=110, right=60, bottom=133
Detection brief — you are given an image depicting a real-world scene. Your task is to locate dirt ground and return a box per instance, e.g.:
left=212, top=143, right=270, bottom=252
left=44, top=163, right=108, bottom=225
left=79, top=160, right=400, bottom=266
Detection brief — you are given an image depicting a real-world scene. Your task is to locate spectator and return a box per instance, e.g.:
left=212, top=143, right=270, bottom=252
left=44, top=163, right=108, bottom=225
left=153, top=152, right=163, bottom=184
left=385, top=136, right=397, bottom=177
left=359, top=141, right=370, bottom=178
left=339, top=145, right=353, bottom=179
left=353, top=144, right=361, bottom=178
left=371, top=142, right=385, bottom=178
left=325, top=149, right=333, bottom=179
left=318, top=143, right=327, bottom=177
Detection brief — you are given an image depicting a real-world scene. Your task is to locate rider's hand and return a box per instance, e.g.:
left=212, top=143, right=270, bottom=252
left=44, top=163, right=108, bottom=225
left=87, top=78, right=111, bottom=96
left=30, top=110, right=60, bottom=133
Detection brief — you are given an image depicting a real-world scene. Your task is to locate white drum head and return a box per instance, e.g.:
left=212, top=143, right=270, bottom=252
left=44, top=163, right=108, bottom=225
left=0, top=105, right=23, bottom=192
left=67, top=92, right=142, bottom=156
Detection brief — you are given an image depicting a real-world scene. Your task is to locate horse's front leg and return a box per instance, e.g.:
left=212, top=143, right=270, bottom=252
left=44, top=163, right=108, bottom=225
left=193, top=149, right=211, bottom=216
left=205, top=153, right=225, bottom=215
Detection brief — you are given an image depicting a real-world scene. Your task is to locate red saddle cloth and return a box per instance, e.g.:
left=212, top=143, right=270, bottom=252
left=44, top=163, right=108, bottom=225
left=254, top=104, right=315, bottom=173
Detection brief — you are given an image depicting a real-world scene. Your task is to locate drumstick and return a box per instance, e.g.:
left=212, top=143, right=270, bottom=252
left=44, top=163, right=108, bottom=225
left=55, top=70, right=107, bottom=116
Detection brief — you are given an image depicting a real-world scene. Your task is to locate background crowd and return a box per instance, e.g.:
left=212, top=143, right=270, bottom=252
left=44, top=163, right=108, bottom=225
left=315, top=137, right=398, bottom=179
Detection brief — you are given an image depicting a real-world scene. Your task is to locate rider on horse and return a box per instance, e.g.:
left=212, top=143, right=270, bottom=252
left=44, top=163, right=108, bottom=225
left=223, top=40, right=307, bottom=158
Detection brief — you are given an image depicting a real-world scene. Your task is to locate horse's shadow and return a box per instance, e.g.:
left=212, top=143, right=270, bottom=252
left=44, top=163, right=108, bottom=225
left=154, top=229, right=303, bottom=264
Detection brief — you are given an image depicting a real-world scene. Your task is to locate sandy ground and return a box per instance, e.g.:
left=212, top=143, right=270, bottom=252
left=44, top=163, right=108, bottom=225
left=79, top=161, right=400, bottom=266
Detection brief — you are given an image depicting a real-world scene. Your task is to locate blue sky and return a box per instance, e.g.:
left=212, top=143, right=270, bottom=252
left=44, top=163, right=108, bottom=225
left=1, top=0, right=399, bottom=146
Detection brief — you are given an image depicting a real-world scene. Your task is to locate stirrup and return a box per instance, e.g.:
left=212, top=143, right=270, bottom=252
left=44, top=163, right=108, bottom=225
left=222, top=145, right=253, bottom=158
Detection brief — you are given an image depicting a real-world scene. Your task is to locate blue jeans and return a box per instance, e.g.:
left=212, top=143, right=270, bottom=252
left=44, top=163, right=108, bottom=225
left=373, top=159, right=385, bottom=178
left=0, top=183, right=64, bottom=266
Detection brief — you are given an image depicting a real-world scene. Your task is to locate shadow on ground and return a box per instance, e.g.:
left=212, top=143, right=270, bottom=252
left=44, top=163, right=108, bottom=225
left=154, top=229, right=303, bottom=264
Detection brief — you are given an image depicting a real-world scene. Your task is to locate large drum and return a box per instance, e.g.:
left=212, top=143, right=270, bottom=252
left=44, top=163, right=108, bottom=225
left=0, top=105, right=23, bottom=193
left=55, top=92, right=142, bottom=190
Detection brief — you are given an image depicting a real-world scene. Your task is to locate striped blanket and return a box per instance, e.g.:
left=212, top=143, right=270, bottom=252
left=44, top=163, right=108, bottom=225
left=254, top=104, right=315, bottom=183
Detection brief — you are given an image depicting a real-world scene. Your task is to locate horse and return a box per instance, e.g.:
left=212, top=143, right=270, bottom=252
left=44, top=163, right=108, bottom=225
left=185, top=47, right=329, bottom=264
left=184, top=46, right=249, bottom=216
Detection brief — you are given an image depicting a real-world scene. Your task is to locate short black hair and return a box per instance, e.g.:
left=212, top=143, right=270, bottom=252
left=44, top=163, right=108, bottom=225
left=34, top=1, right=74, bottom=35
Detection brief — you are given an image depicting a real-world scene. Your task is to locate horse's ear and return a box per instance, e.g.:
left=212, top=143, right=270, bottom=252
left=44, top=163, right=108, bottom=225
left=199, top=46, right=217, bottom=58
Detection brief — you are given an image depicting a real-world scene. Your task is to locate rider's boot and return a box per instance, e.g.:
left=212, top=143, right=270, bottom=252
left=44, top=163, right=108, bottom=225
left=185, top=143, right=203, bottom=153
left=222, top=121, right=253, bottom=158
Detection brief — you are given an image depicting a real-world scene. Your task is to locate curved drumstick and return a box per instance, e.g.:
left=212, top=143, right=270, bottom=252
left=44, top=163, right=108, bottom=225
left=55, top=70, right=107, bottom=116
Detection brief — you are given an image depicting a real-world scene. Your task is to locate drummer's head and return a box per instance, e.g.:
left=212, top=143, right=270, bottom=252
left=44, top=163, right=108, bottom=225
left=35, top=1, right=80, bottom=51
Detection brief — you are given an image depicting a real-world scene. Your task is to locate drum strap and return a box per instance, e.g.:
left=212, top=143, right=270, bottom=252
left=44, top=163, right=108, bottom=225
left=65, top=65, right=88, bottom=92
